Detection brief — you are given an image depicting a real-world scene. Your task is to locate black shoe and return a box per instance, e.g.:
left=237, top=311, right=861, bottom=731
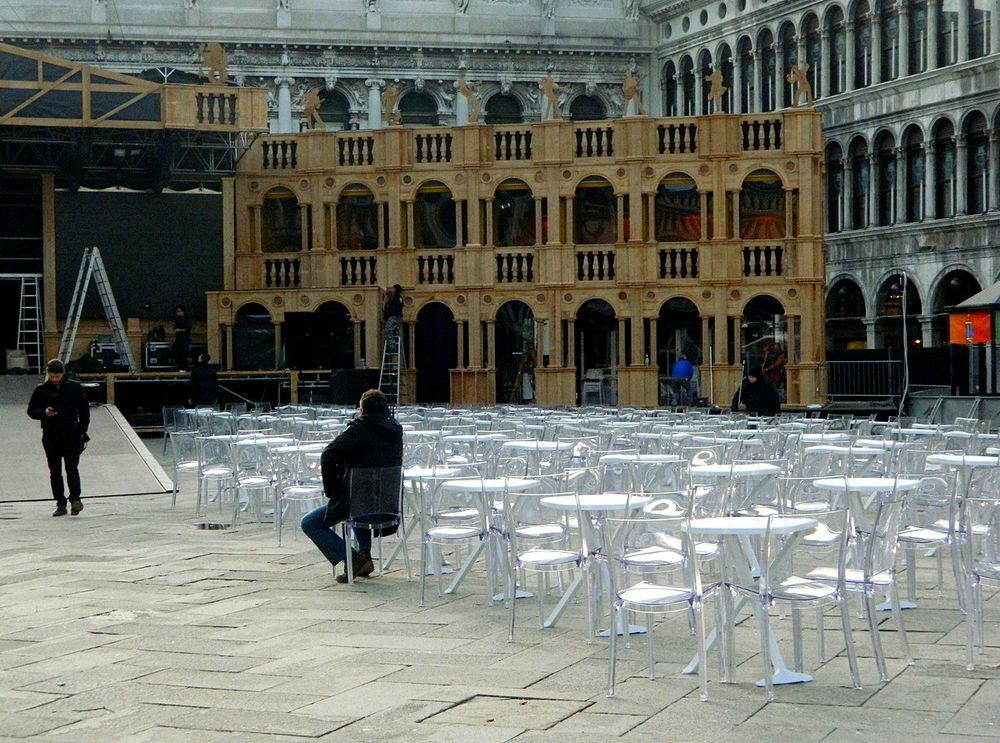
left=52, top=505, right=68, bottom=517
left=336, top=552, right=375, bottom=583
left=70, top=499, right=84, bottom=516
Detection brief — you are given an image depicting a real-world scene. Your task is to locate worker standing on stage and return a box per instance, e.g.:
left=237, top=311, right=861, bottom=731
left=172, top=304, right=191, bottom=370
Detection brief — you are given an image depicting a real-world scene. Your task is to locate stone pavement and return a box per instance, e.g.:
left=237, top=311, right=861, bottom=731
left=1, top=423, right=999, bottom=740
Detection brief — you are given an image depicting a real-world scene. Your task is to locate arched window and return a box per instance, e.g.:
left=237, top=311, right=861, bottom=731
left=932, top=270, right=982, bottom=344
left=234, top=303, right=275, bottom=371
left=741, top=296, right=788, bottom=395
left=316, top=90, right=351, bottom=131
left=938, top=1, right=958, bottom=66
left=569, top=95, right=606, bottom=121
left=737, top=37, right=754, bottom=112
left=971, top=1, right=990, bottom=59
left=779, top=23, right=797, bottom=109
left=655, top=173, right=701, bottom=241
left=828, top=7, right=846, bottom=95
left=574, top=176, right=616, bottom=245
left=699, top=51, right=713, bottom=116
left=803, top=14, right=822, bottom=100
left=718, top=45, right=734, bottom=113
left=414, top=181, right=456, bottom=248
left=484, top=94, right=523, bottom=125
left=903, top=126, right=926, bottom=222
left=965, top=112, right=989, bottom=215
left=874, top=131, right=897, bottom=226
left=933, top=120, right=956, bottom=218
left=881, top=3, right=900, bottom=81
left=909, top=0, right=928, bottom=74
left=825, top=279, right=867, bottom=351
left=826, top=143, right=844, bottom=232
left=853, top=1, right=873, bottom=88
left=261, top=187, right=301, bottom=252
left=849, top=138, right=870, bottom=229
left=681, top=56, right=696, bottom=115
left=493, top=179, right=536, bottom=247
left=662, top=60, right=678, bottom=116
left=399, top=91, right=438, bottom=127
left=757, top=29, right=776, bottom=112
left=740, top=170, right=785, bottom=240
left=876, top=274, right=922, bottom=348
left=336, top=184, right=378, bottom=249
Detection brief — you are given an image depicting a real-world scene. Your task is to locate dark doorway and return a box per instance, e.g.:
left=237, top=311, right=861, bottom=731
left=284, top=302, right=354, bottom=370
left=414, top=302, right=456, bottom=403
left=233, top=303, right=274, bottom=371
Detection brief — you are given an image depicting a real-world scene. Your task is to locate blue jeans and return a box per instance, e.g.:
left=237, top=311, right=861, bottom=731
left=301, top=505, right=372, bottom=568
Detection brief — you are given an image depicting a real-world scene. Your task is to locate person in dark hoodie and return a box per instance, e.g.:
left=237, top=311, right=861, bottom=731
left=27, top=359, right=91, bottom=517
left=731, top=364, right=781, bottom=416
left=301, top=389, right=403, bottom=584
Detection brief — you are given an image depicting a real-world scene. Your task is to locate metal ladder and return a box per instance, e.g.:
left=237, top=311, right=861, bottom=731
left=58, top=246, right=137, bottom=372
left=16, top=275, right=43, bottom=373
left=378, top=329, right=404, bottom=407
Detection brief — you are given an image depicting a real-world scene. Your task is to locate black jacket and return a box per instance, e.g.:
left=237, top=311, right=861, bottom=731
left=731, top=378, right=780, bottom=416
left=27, top=378, right=90, bottom=437
left=321, top=411, right=403, bottom=525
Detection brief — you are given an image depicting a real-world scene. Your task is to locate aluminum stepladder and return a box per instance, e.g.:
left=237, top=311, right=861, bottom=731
left=378, top=325, right=404, bottom=407
left=16, top=274, right=43, bottom=373
left=58, top=246, right=137, bottom=372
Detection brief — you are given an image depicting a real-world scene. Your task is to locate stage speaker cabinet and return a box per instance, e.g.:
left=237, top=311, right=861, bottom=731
left=328, top=368, right=380, bottom=404
left=145, top=342, right=173, bottom=370
left=90, top=341, right=129, bottom=371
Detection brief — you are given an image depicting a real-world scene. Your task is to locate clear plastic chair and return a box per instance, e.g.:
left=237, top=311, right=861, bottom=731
left=169, top=429, right=200, bottom=508
left=732, top=509, right=861, bottom=700
left=961, top=496, right=1000, bottom=670
left=340, top=466, right=409, bottom=584
left=195, top=435, right=237, bottom=516
left=605, top=515, right=713, bottom=701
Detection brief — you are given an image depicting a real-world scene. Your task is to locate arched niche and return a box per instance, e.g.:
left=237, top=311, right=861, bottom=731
left=233, top=302, right=274, bottom=371
left=262, top=187, right=302, bottom=253
left=414, top=181, right=456, bottom=249
left=414, top=301, right=457, bottom=403
left=574, top=176, right=616, bottom=245
left=336, top=183, right=378, bottom=250
left=825, top=278, right=867, bottom=351
left=484, top=94, right=523, bottom=125
left=399, top=91, right=438, bottom=127
left=493, top=179, right=536, bottom=247
left=739, top=169, right=785, bottom=240
left=494, top=300, right=536, bottom=404
left=655, top=172, right=701, bottom=242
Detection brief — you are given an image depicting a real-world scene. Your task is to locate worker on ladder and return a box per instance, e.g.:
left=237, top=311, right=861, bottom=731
left=383, top=284, right=403, bottom=341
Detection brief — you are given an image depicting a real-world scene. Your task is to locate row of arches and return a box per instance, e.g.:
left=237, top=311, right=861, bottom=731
left=228, top=294, right=789, bottom=404
left=825, top=109, right=998, bottom=230
left=307, top=88, right=612, bottom=130
left=826, top=266, right=986, bottom=349
left=259, top=169, right=790, bottom=252
left=664, top=1, right=997, bottom=116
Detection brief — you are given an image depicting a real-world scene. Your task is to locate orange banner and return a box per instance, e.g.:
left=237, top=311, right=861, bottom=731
left=949, top=312, right=992, bottom=344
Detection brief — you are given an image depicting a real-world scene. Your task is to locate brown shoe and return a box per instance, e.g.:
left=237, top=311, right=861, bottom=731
left=70, top=499, right=84, bottom=516
left=335, top=552, right=375, bottom=584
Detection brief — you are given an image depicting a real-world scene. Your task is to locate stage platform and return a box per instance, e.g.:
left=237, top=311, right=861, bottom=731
left=0, top=375, right=171, bottom=503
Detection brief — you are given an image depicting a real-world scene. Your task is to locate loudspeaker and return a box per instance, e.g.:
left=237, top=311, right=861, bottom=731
left=90, top=341, right=128, bottom=370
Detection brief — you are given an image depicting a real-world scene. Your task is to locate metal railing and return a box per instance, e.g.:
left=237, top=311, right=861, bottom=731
left=826, top=359, right=903, bottom=399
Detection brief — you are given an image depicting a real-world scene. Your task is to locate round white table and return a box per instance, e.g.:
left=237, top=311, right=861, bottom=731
left=686, top=514, right=819, bottom=686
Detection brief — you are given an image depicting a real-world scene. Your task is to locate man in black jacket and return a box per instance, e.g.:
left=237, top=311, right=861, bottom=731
left=731, top=365, right=781, bottom=417
left=301, top=389, right=403, bottom=584
left=27, top=359, right=91, bottom=517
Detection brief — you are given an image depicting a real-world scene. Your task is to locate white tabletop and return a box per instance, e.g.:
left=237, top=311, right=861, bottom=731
left=541, top=493, right=652, bottom=512
left=803, top=445, right=883, bottom=456
left=814, top=476, right=921, bottom=492
left=799, top=432, right=852, bottom=442
left=889, top=427, right=940, bottom=437
left=443, top=433, right=509, bottom=443
left=690, top=463, right=781, bottom=478
left=441, top=477, right=538, bottom=493
left=404, top=466, right=461, bottom=480
left=942, top=431, right=1000, bottom=440
left=855, top=438, right=912, bottom=449
left=598, top=453, right=682, bottom=464
left=500, top=440, right=575, bottom=452
left=925, top=453, right=1000, bottom=468
left=686, top=515, right=817, bottom=536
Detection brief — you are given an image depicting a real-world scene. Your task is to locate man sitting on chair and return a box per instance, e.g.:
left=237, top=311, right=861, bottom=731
left=301, top=389, right=403, bottom=584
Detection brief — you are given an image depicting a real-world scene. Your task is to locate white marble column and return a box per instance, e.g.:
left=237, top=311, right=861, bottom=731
left=928, top=0, right=940, bottom=69
left=958, top=0, right=970, bottom=62
left=867, top=153, right=878, bottom=226
left=775, top=43, right=786, bottom=109
left=992, top=0, right=1000, bottom=56
left=821, top=29, right=832, bottom=97
left=733, top=57, right=744, bottom=114
left=845, top=22, right=856, bottom=92
left=275, top=77, right=294, bottom=134
left=898, top=2, right=910, bottom=77
left=871, top=13, right=883, bottom=83
left=694, top=68, right=704, bottom=116
left=751, top=51, right=762, bottom=112
left=365, top=79, right=383, bottom=130
left=925, top=141, right=937, bottom=219
left=989, top=131, right=1000, bottom=211
left=956, top=135, right=968, bottom=215
left=895, top=147, right=906, bottom=223
left=844, top=159, right=855, bottom=229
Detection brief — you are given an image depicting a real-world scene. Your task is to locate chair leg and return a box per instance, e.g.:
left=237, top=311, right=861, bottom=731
left=645, top=613, right=655, bottom=680
left=693, top=601, right=709, bottom=702
left=758, top=600, right=775, bottom=701
left=839, top=597, right=862, bottom=689
left=863, top=593, right=889, bottom=683
left=791, top=607, right=803, bottom=673
left=606, top=603, right=620, bottom=698
left=888, top=584, right=913, bottom=666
